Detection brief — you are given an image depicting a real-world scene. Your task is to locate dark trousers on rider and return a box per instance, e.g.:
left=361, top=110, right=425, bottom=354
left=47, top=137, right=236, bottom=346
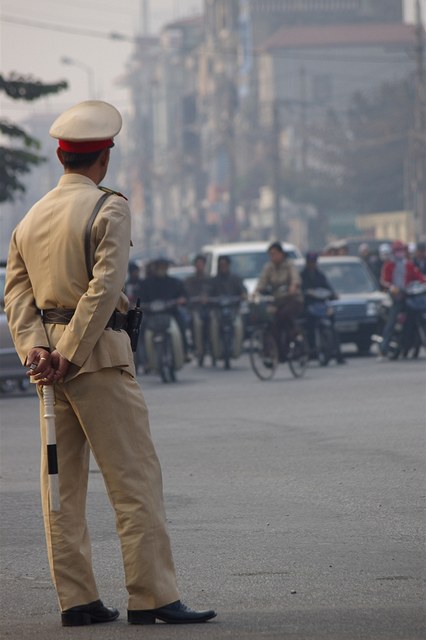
left=174, top=309, right=190, bottom=360
left=380, top=299, right=403, bottom=355
left=273, top=297, right=303, bottom=360
left=305, top=313, right=344, bottom=363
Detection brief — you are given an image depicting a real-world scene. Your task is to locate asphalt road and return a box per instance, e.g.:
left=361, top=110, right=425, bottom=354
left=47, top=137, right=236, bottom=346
left=0, top=353, right=424, bottom=639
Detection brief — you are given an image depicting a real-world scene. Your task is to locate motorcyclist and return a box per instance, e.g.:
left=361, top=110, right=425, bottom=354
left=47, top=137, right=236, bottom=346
left=185, top=254, right=212, bottom=299
left=358, top=242, right=381, bottom=283
left=210, top=255, right=246, bottom=298
left=254, top=241, right=303, bottom=360
left=378, top=243, right=391, bottom=289
left=378, top=240, right=426, bottom=357
left=185, top=255, right=213, bottom=355
left=209, top=256, right=246, bottom=366
left=124, top=261, right=143, bottom=305
left=140, top=258, right=191, bottom=361
left=413, top=241, right=426, bottom=275
left=300, top=252, right=345, bottom=364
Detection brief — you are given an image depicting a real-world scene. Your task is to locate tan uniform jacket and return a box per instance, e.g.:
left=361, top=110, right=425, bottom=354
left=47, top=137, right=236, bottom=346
left=255, top=259, right=303, bottom=302
left=4, top=173, right=135, bottom=381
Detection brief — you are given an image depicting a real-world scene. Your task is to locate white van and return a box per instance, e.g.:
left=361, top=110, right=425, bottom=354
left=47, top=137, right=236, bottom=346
left=201, top=241, right=302, bottom=294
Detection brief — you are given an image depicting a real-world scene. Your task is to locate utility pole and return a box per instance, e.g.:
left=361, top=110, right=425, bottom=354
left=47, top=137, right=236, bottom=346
left=227, top=73, right=238, bottom=238
left=140, top=0, right=150, bottom=35
left=413, top=0, right=426, bottom=238
left=300, top=66, right=308, bottom=172
left=272, top=100, right=281, bottom=240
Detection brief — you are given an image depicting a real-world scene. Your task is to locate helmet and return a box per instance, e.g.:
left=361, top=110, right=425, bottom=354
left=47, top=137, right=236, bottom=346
left=391, top=240, right=405, bottom=253
left=378, top=243, right=391, bottom=258
left=305, top=251, right=318, bottom=262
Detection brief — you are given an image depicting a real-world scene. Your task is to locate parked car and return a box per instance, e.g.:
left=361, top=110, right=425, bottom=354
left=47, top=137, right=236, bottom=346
left=0, top=262, right=31, bottom=391
left=294, top=256, right=390, bottom=354
left=202, top=241, right=302, bottom=295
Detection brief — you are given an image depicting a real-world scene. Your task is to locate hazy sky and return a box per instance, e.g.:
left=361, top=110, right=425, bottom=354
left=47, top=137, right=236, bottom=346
left=0, top=0, right=203, bottom=121
left=0, top=0, right=424, bottom=123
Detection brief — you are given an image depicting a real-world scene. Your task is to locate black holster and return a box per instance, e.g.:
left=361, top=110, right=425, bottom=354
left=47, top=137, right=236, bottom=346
left=126, top=299, right=143, bottom=352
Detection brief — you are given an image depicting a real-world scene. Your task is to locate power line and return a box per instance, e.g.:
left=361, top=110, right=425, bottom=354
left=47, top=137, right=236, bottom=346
left=3, top=14, right=421, bottom=64
left=6, top=0, right=138, bottom=17
left=1, top=15, right=136, bottom=42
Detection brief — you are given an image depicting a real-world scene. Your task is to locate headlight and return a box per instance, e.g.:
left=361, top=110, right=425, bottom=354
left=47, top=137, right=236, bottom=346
left=366, top=301, right=379, bottom=317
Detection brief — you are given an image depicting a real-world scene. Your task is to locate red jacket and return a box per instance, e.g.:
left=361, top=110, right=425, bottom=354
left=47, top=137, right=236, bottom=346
left=381, top=260, right=426, bottom=289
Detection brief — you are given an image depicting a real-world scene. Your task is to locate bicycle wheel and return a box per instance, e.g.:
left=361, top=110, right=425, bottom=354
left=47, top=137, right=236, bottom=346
left=288, top=333, right=309, bottom=378
left=249, top=327, right=278, bottom=380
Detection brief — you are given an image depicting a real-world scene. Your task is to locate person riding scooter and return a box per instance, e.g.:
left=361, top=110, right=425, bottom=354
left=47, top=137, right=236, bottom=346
left=300, top=252, right=345, bottom=364
left=379, top=240, right=426, bottom=357
left=185, top=255, right=213, bottom=364
left=140, top=258, right=191, bottom=361
left=209, top=256, right=246, bottom=368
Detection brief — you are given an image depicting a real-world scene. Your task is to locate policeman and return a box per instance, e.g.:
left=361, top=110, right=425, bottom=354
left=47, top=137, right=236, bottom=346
left=4, top=100, right=216, bottom=627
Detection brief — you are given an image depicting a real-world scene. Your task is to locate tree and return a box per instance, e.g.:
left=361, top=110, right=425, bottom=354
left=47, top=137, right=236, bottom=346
left=341, top=76, right=414, bottom=214
left=303, top=76, right=416, bottom=216
left=260, top=75, right=418, bottom=247
left=0, top=73, right=68, bottom=203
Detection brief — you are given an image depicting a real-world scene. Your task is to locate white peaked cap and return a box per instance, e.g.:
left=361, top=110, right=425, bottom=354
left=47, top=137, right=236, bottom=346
left=49, top=100, right=122, bottom=151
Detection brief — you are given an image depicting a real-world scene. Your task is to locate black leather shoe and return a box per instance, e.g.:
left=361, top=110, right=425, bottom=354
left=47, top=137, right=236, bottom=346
left=61, top=599, right=119, bottom=627
left=128, top=600, right=217, bottom=625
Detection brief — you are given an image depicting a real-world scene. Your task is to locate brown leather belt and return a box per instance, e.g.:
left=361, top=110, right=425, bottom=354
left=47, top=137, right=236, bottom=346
left=41, top=309, right=128, bottom=331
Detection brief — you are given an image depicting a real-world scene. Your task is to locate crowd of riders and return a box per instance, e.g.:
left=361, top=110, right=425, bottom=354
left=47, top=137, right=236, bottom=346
left=124, top=239, right=426, bottom=374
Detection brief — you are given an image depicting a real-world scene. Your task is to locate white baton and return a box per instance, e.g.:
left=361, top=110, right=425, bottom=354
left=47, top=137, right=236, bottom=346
left=43, top=385, right=60, bottom=512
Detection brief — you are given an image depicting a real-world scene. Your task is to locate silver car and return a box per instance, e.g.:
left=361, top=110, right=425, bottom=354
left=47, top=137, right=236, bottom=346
left=0, top=262, right=31, bottom=392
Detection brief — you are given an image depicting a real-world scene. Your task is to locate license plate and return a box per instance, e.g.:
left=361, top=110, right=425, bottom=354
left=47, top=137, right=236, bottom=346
left=337, top=321, right=358, bottom=332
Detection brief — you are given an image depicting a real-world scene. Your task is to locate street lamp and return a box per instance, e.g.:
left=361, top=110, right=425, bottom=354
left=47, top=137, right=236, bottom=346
left=60, top=56, right=95, bottom=100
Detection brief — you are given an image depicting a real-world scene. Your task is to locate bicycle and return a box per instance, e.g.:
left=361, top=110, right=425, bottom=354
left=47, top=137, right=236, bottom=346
left=248, top=296, right=309, bottom=381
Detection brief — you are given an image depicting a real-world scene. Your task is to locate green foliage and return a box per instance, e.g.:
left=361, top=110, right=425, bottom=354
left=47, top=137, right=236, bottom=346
left=0, top=147, right=45, bottom=203
left=0, top=73, right=68, bottom=203
left=0, top=73, right=67, bottom=101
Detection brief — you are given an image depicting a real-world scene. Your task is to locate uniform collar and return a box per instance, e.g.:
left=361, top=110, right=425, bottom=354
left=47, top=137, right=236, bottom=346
left=58, top=174, right=97, bottom=187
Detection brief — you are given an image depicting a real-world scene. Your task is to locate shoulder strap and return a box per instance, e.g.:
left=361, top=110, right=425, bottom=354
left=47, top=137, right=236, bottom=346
left=98, top=185, right=128, bottom=200
left=84, top=192, right=112, bottom=280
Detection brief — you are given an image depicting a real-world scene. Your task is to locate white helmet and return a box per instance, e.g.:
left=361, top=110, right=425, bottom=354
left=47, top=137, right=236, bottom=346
left=379, top=243, right=391, bottom=259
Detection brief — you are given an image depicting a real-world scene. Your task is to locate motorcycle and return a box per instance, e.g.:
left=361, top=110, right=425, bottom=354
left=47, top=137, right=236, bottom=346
left=209, top=295, right=244, bottom=369
left=304, top=287, right=337, bottom=366
left=188, top=296, right=215, bottom=367
left=142, top=299, right=185, bottom=382
left=375, top=282, right=426, bottom=360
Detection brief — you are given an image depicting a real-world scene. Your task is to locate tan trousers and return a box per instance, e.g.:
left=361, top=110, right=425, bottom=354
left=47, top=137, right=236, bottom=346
left=38, top=368, right=179, bottom=612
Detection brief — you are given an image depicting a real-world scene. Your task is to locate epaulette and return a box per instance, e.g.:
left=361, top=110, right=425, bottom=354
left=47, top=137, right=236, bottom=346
left=98, top=186, right=128, bottom=200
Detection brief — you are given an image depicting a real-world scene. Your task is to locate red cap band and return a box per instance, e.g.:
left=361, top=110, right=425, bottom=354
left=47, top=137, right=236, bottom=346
left=58, top=138, right=113, bottom=153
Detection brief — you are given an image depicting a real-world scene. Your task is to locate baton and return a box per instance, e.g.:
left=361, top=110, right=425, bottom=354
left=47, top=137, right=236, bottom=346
left=43, top=386, right=60, bottom=512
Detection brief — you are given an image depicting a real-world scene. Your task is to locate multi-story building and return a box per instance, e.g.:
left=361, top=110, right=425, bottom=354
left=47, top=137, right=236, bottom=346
left=199, top=0, right=424, bottom=247
left=125, top=19, right=204, bottom=258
